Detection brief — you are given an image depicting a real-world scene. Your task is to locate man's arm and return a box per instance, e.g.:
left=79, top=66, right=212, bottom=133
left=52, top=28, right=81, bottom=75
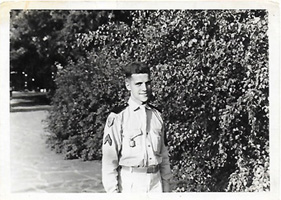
left=102, top=113, right=122, bottom=193
left=159, top=125, right=173, bottom=192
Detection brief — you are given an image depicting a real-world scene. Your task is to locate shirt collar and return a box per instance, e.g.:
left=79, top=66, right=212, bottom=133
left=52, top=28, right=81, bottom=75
left=128, top=97, right=151, bottom=111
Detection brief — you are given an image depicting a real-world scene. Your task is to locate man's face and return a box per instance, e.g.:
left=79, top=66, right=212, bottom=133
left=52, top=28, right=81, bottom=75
left=126, top=73, right=151, bottom=105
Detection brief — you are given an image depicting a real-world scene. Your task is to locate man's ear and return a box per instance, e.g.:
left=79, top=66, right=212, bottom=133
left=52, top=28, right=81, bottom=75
left=125, top=78, right=131, bottom=91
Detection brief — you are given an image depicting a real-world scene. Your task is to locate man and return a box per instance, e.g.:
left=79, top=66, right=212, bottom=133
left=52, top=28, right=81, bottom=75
left=102, top=62, right=172, bottom=193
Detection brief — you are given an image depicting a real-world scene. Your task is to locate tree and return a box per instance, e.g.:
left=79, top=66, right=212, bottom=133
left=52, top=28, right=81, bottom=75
left=10, top=10, right=131, bottom=91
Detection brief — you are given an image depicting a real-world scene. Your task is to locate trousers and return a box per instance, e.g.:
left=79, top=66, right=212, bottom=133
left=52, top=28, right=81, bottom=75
left=119, top=167, right=163, bottom=193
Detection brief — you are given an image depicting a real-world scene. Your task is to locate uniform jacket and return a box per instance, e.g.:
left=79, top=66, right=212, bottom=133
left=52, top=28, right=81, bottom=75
left=102, top=98, right=172, bottom=193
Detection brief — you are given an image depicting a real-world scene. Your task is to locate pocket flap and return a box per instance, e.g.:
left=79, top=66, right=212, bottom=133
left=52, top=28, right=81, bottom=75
left=131, top=131, right=143, bottom=139
left=123, top=129, right=143, bottom=139
left=152, top=128, right=162, bottom=136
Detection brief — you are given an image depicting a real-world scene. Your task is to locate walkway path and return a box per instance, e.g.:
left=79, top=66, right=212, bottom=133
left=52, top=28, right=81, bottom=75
left=10, top=92, right=105, bottom=193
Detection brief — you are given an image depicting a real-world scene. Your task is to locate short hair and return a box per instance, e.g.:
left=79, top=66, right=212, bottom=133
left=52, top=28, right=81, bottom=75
left=123, top=62, right=150, bottom=78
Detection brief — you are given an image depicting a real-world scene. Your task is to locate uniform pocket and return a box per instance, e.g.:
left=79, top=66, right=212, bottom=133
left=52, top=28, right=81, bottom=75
left=122, top=129, right=143, bottom=156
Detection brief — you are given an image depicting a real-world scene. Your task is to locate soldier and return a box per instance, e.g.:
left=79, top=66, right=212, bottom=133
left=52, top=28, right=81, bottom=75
left=102, top=62, right=172, bottom=193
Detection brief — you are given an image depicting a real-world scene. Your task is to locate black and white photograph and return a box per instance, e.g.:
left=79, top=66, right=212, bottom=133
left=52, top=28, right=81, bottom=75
left=0, top=1, right=280, bottom=200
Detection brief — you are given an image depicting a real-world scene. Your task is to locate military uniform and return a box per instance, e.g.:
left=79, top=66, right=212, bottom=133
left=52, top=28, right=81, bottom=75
left=102, top=97, right=172, bottom=193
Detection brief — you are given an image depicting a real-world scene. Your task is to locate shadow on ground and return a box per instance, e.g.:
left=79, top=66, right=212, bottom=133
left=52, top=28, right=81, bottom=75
left=10, top=92, right=52, bottom=112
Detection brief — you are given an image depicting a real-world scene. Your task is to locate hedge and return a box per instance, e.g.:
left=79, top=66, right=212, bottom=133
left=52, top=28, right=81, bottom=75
left=46, top=10, right=269, bottom=192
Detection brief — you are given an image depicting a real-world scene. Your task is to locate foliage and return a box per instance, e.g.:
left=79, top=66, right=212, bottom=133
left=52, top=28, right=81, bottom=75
left=10, top=10, right=131, bottom=91
left=46, top=51, right=126, bottom=160
left=47, top=10, right=269, bottom=192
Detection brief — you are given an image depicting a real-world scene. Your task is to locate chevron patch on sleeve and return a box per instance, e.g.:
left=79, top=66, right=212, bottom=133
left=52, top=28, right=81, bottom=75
left=104, top=134, right=112, bottom=146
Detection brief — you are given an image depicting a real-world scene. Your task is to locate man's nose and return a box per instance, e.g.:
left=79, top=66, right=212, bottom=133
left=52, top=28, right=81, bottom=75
left=141, top=83, right=147, bottom=91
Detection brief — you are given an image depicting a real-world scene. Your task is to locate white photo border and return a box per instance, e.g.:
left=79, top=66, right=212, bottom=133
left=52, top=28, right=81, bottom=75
left=0, top=1, right=279, bottom=200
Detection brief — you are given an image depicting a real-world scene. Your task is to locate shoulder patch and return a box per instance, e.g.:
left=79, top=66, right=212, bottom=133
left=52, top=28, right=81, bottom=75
left=106, top=116, right=115, bottom=127
left=111, top=103, right=128, bottom=114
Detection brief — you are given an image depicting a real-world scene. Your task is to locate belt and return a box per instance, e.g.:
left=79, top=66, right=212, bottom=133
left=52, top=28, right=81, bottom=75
left=121, top=165, right=160, bottom=174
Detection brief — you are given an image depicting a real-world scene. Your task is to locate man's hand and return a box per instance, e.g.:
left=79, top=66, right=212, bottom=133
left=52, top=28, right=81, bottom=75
left=162, top=179, right=171, bottom=192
